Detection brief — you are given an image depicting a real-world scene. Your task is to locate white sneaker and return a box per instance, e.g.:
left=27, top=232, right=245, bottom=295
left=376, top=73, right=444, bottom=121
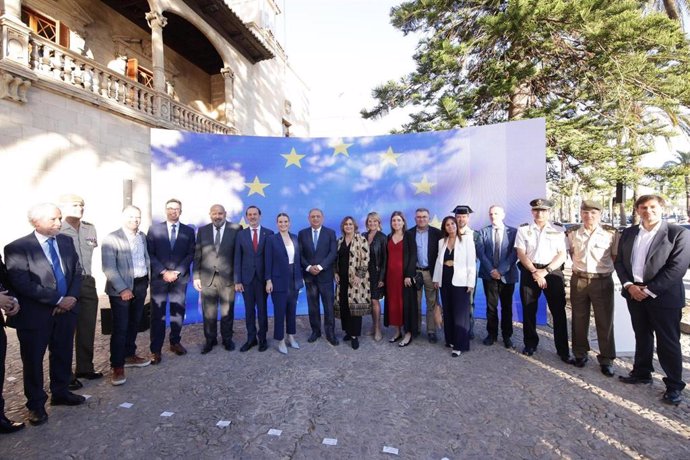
left=278, top=339, right=288, bottom=354
left=286, top=334, right=300, bottom=349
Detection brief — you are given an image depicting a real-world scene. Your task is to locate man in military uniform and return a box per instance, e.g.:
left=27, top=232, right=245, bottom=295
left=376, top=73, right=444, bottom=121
left=59, top=194, right=101, bottom=389
left=566, top=200, right=619, bottom=376
left=514, top=198, right=571, bottom=362
left=454, top=205, right=479, bottom=339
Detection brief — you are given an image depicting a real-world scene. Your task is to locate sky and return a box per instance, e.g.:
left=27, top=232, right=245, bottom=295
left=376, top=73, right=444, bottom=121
left=280, top=0, right=419, bottom=137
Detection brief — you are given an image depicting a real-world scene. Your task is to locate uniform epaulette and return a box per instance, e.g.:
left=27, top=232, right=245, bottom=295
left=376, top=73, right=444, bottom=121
left=81, top=220, right=93, bottom=226
left=601, top=224, right=617, bottom=233
left=520, top=223, right=529, bottom=227
left=565, top=224, right=581, bottom=234
left=552, top=222, right=564, bottom=228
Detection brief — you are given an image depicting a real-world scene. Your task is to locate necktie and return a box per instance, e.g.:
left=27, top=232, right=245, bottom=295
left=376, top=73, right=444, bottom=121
left=493, top=227, right=501, bottom=268
left=313, top=229, right=318, bottom=250
left=252, top=228, right=258, bottom=252
left=170, top=223, right=177, bottom=249
left=47, top=237, right=67, bottom=296
left=214, top=226, right=221, bottom=252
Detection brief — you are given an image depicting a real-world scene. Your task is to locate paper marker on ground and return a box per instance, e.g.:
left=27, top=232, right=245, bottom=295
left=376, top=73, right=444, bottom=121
left=82, top=395, right=92, bottom=400
left=160, top=411, right=174, bottom=417
left=383, top=446, right=399, bottom=455
left=216, top=420, right=231, bottom=428
left=119, top=402, right=133, bottom=409
left=268, top=429, right=282, bottom=436
left=322, top=438, right=337, bottom=446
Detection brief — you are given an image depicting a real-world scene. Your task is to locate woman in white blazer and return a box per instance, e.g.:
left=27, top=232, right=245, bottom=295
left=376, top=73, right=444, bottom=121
left=433, top=216, right=476, bottom=357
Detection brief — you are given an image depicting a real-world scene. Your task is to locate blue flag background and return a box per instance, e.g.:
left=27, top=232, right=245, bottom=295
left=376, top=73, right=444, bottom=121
left=150, top=118, right=548, bottom=327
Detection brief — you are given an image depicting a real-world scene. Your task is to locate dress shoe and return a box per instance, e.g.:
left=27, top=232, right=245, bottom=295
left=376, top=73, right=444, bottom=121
left=111, top=367, right=126, bottom=386
left=0, top=415, right=25, bottom=433
left=150, top=352, right=162, bottom=365
left=28, top=409, right=48, bottom=426
left=559, top=354, right=573, bottom=364
left=662, top=389, right=682, bottom=406
left=398, top=334, right=412, bottom=347
left=170, top=343, right=187, bottom=356
left=75, top=371, right=103, bottom=380
left=389, top=333, right=403, bottom=343
left=201, top=340, right=217, bottom=354
left=482, top=336, right=496, bottom=346
left=326, top=336, right=339, bottom=346
left=240, top=339, right=258, bottom=352
left=522, top=346, right=536, bottom=356
left=258, top=340, right=268, bottom=352
left=286, top=335, right=300, bottom=349
left=68, top=378, right=83, bottom=391
left=51, top=392, right=86, bottom=406
left=428, top=332, right=438, bottom=344
left=451, top=350, right=462, bottom=357
left=351, top=337, right=359, bottom=350
left=342, top=334, right=351, bottom=342
left=503, top=338, right=514, bottom=349
left=600, top=364, right=614, bottom=377
left=124, top=355, right=151, bottom=368
left=307, top=332, right=321, bottom=343
left=571, top=357, right=588, bottom=368
left=223, top=340, right=236, bottom=351
left=619, top=372, right=652, bottom=385
left=277, top=339, right=288, bottom=355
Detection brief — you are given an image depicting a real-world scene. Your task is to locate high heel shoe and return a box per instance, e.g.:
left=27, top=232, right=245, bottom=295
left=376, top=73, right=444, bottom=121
left=389, top=333, right=402, bottom=343
left=277, top=339, right=288, bottom=354
left=398, top=334, right=412, bottom=347
left=286, top=334, right=300, bottom=349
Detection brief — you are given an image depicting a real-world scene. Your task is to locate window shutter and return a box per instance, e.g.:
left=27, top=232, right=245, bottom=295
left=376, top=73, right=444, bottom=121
left=126, top=58, right=138, bottom=80
left=59, top=22, right=70, bottom=48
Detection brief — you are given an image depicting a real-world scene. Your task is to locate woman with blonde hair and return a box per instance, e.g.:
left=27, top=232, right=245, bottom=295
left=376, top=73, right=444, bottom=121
left=363, top=211, right=387, bottom=341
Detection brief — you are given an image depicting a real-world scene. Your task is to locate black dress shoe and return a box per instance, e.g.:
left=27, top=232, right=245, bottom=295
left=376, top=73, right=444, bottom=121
left=560, top=354, right=573, bottom=363
left=51, top=392, right=86, bottom=406
left=28, top=409, right=48, bottom=426
left=619, top=373, right=653, bottom=384
left=600, top=364, right=614, bottom=377
left=240, top=339, right=258, bottom=352
left=68, top=378, right=83, bottom=391
left=75, top=371, right=103, bottom=380
left=326, top=336, right=339, bottom=346
left=223, top=340, right=236, bottom=351
left=201, top=341, right=216, bottom=354
left=572, top=357, right=588, bottom=368
left=522, top=346, right=536, bottom=356
left=662, top=389, right=682, bottom=406
left=503, top=338, right=514, bottom=349
left=307, top=332, right=321, bottom=343
left=258, top=340, right=268, bottom=352
left=482, top=336, right=496, bottom=346
left=428, top=332, right=438, bottom=344
left=342, top=334, right=351, bottom=342
left=351, top=337, right=359, bottom=350
left=0, top=416, right=25, bottom=433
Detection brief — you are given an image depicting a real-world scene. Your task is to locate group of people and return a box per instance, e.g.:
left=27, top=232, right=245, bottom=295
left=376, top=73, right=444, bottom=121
left=0, top=193, right=688, bottom=433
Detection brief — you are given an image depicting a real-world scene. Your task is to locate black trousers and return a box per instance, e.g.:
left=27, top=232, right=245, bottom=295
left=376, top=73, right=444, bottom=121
left=305, top=280, right=335, bottom=338
left=109, top=276, right=148, bottom=368
left=627, top=299, right=684, bottom=391
left=0, top=323, right=6, bottom=415
left=519, top=267, right=569, bottom=357
left=150, top=279, right=188, bottom=353
left=242, top=275, right=268, bottom=342
left=74, top=275, right=98, bottom=374
left=482, top=278, right=515, bottom=339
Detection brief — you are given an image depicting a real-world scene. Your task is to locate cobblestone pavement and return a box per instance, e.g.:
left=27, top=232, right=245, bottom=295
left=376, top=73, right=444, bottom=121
left=1, top=301, right=689, bottom=459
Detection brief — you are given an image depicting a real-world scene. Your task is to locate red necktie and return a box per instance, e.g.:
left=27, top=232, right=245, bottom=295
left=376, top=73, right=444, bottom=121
left=252, top=228, right=258, bottom=252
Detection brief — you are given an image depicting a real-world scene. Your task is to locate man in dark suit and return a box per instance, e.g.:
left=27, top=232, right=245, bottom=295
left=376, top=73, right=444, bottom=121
left=193, top=204, right=239, bottom=353
left=0, top=254, right=24, bottom=433
left=298, top=208, right=338, bottom=345
left=407, top=208, right=442, bottom=342
left=147, top=198, right=196, bottom=364
left=233, top=205, right=273, bottom=352
left=476, top=205, right=518, bottom=348
left=4, top=203, right=85, bottom=426
left=614, top=194, right=690, bottom=406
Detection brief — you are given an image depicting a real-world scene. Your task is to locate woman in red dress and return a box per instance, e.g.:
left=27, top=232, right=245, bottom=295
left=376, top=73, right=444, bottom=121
left=384, top=211, right=418, bottom=346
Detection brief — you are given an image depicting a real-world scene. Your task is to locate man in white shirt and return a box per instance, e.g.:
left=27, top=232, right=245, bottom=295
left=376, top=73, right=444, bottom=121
left=614, top=195, right=690, bottom=406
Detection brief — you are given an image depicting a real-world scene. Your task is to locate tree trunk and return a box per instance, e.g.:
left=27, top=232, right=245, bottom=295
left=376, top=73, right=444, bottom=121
left=685, top=173, right=690, bottom=219
left=508, top=83, right=531, bottom=120
left=662, top=0, right=681, bottom=20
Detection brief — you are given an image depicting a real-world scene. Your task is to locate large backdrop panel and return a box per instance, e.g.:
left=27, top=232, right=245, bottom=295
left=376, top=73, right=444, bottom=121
left=150, top=118, right=548, bottom=326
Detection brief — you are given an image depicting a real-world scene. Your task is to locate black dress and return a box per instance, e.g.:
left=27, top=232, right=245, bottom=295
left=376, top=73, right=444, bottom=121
left=338, top=241, right=362, bottom=336
left=364, top=231, right=387, bottom=300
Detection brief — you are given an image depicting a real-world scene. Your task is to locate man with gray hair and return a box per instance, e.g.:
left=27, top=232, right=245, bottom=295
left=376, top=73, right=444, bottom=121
left=4, top=203, right=84, bottom=426
left=58, top=194, right=101, bottom=390
left=102, top=206, right=151, bottom=386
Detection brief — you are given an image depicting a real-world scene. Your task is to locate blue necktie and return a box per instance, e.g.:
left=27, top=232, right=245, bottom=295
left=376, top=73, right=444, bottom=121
left=170, top=223, right=177, bottom=249
left=47, top=237, right=67, bottom=297
left=313, top=229, right=318, bottom=250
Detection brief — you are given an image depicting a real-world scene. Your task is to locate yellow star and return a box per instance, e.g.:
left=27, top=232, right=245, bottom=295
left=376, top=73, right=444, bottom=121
left=412, top=175, right=436, bottom=194
left=332, top=142, right=353, bottom=157
left=379, top=147, right=401, bottom=166
left=245, top=176, right=270, bottom=197
left=429, top=215, right=442, bottom=229
left=239, top=217, right=248, bottom=228
left=281, top=148, right=305, bottom=168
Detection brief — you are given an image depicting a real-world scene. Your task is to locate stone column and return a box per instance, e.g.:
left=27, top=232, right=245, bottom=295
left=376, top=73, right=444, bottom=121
left=1, top=0, right=32, bottom=69
left=145, top=11, right=167, bottom=93
left=1, top=0, right=22, bottom=19
left=220, top=66, right=235, bottom=128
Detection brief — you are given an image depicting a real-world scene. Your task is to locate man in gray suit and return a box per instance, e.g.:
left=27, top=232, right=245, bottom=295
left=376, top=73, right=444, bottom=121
left=193, top=204, right=240, bottom=354
left=101, top=206, right=151, bottom=386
